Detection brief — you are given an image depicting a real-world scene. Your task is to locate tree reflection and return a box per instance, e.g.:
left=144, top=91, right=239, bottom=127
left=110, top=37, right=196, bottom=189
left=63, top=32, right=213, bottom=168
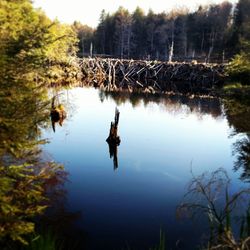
left=99, top=90, right=223, bottom=118
left=224, top=99, right=250, bottom=182
left=0, top=80, right=50, bottom=163
left=233, top=137, right=250, bottom=181
left=100, top=89, right=250, bottom=181
left=0, top=79, right=74, bottom=246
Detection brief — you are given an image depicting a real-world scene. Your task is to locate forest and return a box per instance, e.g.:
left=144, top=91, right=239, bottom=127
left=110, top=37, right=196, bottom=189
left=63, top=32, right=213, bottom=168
left=74, top=0, right=250, bottom=63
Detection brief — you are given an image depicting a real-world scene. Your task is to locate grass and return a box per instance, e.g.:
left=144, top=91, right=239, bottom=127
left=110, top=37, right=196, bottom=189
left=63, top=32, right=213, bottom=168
left=149, top=230, right=166, bottom=250
left=223, top=82, right=243, bottom=90
left=22, top=230, right=63, bottom=250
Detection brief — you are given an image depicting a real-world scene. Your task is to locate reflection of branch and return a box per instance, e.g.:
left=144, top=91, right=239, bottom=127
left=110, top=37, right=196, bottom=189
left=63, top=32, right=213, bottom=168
left=177, top=168, right=250, bottom=249
left=233, top=136, right=250, bottom=182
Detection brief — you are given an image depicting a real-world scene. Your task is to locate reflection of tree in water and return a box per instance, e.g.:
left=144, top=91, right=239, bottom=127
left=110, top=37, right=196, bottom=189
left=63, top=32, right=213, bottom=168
left=224, top=99, right=250, bottom=182
left=0, top=80, right=84, bottom=248
left=0, top=79, right=54, bottom=164
left=224, top=98, right=250, bottom=135
left=99, top=90, right=223, bottom=118
left=101, top=90, right=250, bottom=182
left=233, top=136, right=250, bottom=181
left=38, top=165, right=87, bottom=250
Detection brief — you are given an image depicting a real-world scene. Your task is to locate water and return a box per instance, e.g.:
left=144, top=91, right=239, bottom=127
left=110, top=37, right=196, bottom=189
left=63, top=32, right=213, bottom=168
left=38, top=87, right=250, bottom=249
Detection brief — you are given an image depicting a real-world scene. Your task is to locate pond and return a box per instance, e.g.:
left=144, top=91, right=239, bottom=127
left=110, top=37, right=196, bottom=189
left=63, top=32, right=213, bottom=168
left=39, top=87, right=248, bottom=249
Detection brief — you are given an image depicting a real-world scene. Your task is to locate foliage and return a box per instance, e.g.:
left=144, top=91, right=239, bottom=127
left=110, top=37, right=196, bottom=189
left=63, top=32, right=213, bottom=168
left=0, top=80, right=50, bottom=161
left=0, top=55, right=68, bottom=247
left=0, top=0, right=78, bottom=83
left=23, top=230, right=59, bottom=250
left=0, top=75, right=67, bottom=245
left=0, top=162, right=64, bottom=245
left=227, top=42, right=250, bottom=85
left=0, top=0, right=74, bottom=247
left=226, top=0, right=250, bottom=84
left=72, top=21, right=94, bottom=56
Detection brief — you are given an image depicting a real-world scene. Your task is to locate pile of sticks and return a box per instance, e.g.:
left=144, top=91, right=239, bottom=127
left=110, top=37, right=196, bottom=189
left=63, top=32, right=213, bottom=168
left=79, top=58, right=225, bottom=95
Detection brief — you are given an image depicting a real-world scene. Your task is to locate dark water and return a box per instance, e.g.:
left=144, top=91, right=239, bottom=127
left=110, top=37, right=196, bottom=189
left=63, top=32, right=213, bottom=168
left=40, top=87, right=248, bottom=249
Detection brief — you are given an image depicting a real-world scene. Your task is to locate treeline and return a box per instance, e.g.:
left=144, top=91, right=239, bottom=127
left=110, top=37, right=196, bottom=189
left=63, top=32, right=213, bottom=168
left=73, top=0, right=250, bottom=63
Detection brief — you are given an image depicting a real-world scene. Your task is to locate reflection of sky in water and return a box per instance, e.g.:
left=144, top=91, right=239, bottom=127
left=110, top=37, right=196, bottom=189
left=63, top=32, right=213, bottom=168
left=42, top=87, right=244, bottom=249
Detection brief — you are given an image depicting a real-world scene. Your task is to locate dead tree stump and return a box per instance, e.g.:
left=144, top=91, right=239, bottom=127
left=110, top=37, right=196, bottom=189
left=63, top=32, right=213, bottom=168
left=106, top=107, right=120, bottom=170
left=106, top=107, right=121, bottom=145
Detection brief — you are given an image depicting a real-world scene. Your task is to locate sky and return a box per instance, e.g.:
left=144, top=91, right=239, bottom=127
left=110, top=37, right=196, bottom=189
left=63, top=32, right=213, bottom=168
left=33, top=0, right=237, bottom=28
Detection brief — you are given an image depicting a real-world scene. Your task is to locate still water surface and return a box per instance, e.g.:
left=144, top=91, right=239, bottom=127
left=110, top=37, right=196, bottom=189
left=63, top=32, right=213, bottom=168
left=42, top=87, right=244, bottom=249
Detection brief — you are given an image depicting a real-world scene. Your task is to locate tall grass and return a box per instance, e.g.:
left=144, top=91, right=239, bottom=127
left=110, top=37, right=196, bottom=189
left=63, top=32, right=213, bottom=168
left=177, top=168, right=250, bottom=249
left=149, top=230, right=166, bottom=250
left=22, top=230, right=63, bottom=250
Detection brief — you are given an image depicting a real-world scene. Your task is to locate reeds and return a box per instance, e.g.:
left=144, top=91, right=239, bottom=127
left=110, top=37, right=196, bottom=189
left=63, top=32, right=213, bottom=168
left=177, top=168, right=250, bottom=249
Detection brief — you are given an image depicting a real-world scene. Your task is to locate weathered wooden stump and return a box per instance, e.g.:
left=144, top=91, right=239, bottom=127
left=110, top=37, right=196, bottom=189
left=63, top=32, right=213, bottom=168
left=106, top=107, right=121, bottom=145
left=106, top=108, right=121, bottom=170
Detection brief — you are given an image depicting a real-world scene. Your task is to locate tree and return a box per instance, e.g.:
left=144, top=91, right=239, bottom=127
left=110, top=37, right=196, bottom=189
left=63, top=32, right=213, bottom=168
left=0, top=0, right=78, bottom=82
left=73, top=21, right=94, bottom=56
left=227, top=0, right=250, bottom=84
left=113, top=7, right=132, bottom=58
left=130, top=7, right=147, bottom=59
left=0, top=2, right=73, bottom=244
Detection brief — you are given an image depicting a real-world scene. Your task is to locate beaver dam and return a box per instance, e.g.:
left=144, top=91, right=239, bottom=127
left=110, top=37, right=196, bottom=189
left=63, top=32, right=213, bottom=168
left=78, top=58, right=225, bottom=95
